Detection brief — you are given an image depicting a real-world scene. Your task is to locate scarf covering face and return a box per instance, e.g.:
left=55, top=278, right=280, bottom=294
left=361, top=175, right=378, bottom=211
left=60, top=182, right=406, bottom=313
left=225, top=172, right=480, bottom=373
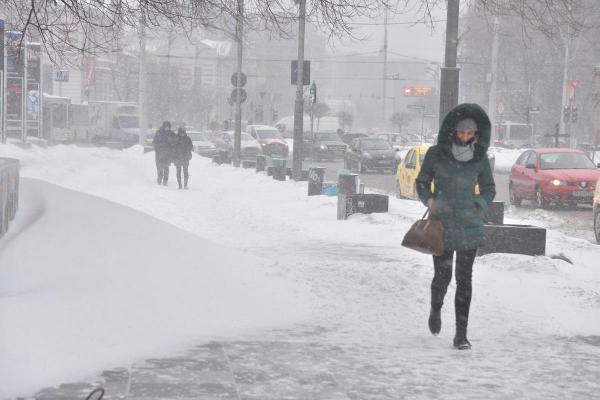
left=451, top=140, right=476, bottom=162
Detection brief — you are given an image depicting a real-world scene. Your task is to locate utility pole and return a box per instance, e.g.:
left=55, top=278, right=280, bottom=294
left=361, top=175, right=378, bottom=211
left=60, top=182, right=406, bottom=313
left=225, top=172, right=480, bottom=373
left=233, top=0, right=244, bottom=167
left=487, top=16, right=499, bottom=144
left=439, top=0, right=460, bottom=127
left=138, top=11, right=147, bottom=146
left=292, top=0, right=307, bottom=180
left=382, top=10, right=388, bottom=129
left=559, top=26, right=570, bottom=145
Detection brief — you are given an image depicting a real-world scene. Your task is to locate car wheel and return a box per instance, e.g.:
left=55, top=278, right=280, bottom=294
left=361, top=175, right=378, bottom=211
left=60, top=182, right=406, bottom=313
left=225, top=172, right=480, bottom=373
left=535, top=186, right=548, bottom=209
left=594, top=208, right=600, bottom=244
left=509, top=183, right=522, bottom=206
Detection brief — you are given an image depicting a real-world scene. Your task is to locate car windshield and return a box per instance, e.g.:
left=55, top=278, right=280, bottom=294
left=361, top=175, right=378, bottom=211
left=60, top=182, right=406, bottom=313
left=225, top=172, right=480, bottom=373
left=360, top=139, right=392, bottom=150
left=315, top=132, right=340, bottom=141
left=188, top=132, right=208, bottom=141
left=118, top=115, right=139, bottom=129
left=539, top=152, right=596, bottom=169
left=256, top=129, right=282, bottom=139
left=227, top=133, right=255, bottom=142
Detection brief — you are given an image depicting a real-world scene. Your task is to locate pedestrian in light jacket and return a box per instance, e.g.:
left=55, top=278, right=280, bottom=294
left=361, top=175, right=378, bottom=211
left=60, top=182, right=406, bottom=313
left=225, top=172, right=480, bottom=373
left=416, top=103, right=496, bottom=350
left=173, top=126, right=193, bottom=189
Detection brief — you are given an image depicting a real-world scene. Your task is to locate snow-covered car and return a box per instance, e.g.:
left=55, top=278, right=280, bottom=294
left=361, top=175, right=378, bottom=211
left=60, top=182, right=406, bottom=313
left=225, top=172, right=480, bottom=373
left=187, top=130, right=218, bottom=158
left=247, top=125, right=289, bottom=158
left=213, top=131, right=262, bottom=162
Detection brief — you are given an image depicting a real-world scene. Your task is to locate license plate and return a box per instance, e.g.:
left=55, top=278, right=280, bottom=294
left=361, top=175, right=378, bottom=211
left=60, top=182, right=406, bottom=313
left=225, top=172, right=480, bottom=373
left=572, top=190, right=593, bottom=198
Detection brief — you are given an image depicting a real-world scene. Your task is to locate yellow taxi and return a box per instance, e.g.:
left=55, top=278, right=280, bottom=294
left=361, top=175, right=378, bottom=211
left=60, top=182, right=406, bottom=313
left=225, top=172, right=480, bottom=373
left=395, top=144, right=482, bottom=200
left=594, top=177, right=600, bottom=244
left=395, top=145, right=431, bottom=199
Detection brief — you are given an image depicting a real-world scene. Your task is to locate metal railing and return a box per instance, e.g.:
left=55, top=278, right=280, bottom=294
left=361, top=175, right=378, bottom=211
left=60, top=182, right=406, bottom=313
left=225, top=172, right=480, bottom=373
left=0, top=158, right=20, bottom=238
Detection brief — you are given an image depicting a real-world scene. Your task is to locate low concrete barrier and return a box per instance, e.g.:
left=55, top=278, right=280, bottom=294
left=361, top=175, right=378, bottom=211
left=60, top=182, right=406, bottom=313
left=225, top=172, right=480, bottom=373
left=0, top=158, right=20, bottom=238
left=479, top=224, right=546, bottom=256
left=340, top=194, right=389, bottom=220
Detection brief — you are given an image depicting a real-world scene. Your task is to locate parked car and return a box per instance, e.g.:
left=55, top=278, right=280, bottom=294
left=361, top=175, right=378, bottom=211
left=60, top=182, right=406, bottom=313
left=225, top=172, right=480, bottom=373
left=594, top=177, right=600, bottom=244
left=509, top=148, right=600, bottom=208
left=340, top=132, right=369, bottom=145
left=247, top=125, right=289, bottom=158
left=212, top=131, right=262, bottom=163
left=395, top=145, right=431, bottom=199
left=305, top=131, right=347, bottom=161
left=187, top=130, right=218, bottom=158
left=344, top=137, right=398, bottom=174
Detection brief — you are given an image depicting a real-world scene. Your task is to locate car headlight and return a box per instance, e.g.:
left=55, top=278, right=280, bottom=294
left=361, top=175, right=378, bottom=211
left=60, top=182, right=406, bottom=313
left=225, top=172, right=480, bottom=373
left=363, top=152, right=371, bottom=158
left=550, top=179, right=568, bottom=186
left=320, top=145, right=327, bottom=150
left=260, top=142, right=267, bottom=147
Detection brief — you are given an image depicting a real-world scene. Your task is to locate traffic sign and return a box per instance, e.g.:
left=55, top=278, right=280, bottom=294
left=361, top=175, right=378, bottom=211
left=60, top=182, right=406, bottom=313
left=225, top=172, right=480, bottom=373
left=497, top=102, right=505, bottom=114
left=230, top=88, right=247, bottom=104
left=231, top=72, right=247, bottom=87
left=55, top=70, right=69, bottom=82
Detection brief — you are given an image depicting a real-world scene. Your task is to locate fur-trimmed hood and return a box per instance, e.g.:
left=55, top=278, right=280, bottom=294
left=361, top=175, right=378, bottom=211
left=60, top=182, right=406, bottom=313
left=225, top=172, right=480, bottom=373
left=437, top=103, right=491, bottom=162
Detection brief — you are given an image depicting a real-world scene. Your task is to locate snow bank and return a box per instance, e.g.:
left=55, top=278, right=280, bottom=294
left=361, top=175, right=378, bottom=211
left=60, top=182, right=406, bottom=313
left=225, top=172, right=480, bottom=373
left=0, top=176, right=310, bottom=398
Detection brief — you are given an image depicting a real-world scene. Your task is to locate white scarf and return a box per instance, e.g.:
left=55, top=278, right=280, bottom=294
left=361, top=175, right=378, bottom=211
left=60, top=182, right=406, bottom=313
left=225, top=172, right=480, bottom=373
left=451, top=141, right=476, bottom=162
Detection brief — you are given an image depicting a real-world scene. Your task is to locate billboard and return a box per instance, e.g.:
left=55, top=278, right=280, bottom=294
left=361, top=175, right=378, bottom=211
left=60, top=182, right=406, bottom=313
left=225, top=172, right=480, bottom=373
left=5, top=31, right=25, bottom=138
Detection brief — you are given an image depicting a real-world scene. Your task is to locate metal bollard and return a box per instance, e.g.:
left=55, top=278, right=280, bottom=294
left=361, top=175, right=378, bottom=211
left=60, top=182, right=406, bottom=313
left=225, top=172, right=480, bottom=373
left=337, top=173, right=360, bottom=220
left=308, top=167, right=326, bottom=196
left=272, top=158, right=287, bottom=181
left=256, top=155, right=267, bottom=172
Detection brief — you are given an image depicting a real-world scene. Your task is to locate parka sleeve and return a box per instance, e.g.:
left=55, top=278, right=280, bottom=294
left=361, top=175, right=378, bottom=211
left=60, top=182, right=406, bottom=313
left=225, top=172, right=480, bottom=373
left=416, top=147, right=436, bottom=205
left=474, top=155, right=496, bottom=211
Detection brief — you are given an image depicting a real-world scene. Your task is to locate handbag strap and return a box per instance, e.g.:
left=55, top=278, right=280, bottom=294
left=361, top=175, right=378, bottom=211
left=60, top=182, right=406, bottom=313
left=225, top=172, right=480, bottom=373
left=421, top=208, right=430, bottom=220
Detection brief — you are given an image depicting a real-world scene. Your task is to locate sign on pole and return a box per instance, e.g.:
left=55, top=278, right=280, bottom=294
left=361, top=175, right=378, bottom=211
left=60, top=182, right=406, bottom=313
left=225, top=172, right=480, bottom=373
left=291, top=60, right=310, bottom=85
left=231, top=72, right=247, bottom=87
left=54, top=70, right=69, bottom=82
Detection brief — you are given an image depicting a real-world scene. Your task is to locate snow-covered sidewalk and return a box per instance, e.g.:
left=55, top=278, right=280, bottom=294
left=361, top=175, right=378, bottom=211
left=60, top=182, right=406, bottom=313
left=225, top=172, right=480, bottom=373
left=1, top=144, right=600, bottom=399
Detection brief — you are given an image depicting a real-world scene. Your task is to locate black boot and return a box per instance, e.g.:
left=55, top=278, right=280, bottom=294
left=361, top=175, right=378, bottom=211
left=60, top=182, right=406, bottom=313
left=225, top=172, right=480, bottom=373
left=453, top=320, right=471, bottom=350
left=453, top=335, right=471, bottom=350
left=428, top=308, right=441, bottom=336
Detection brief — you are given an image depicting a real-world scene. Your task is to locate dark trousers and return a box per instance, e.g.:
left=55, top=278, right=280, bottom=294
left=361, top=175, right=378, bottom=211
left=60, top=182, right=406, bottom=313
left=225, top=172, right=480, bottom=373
left=155, top=153, right=170, bottom=184
left=175, top=160, right=189, bottom=188
left=431, top=249, right=477, bottom=336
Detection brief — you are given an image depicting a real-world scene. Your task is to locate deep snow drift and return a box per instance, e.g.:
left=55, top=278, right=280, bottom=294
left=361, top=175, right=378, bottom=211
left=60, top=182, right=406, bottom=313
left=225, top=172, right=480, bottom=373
left=1, top=143, right=600, bottom=399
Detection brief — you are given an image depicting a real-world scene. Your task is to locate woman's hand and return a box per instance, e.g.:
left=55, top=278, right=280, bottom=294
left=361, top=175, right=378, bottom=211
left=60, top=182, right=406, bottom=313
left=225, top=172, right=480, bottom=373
left=427, top=198, right=434, bottom=208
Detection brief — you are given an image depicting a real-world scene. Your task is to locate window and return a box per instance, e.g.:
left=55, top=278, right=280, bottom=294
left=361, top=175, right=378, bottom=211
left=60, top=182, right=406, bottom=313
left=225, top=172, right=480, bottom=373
left=540, top=152, right=596, bottom=170
left=406, top=150, right=416, bottom=169
left=516, top=151, right=529, bottom=166
left=525, top=152, right=537, bottom=167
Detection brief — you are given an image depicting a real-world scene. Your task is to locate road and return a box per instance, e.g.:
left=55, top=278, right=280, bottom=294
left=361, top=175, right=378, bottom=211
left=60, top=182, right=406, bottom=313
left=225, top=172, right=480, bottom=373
left=306, top=159, right=595, bottom=242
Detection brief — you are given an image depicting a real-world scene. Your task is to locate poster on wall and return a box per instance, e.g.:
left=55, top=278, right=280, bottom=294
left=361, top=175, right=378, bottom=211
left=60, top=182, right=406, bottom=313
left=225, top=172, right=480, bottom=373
left=26, top=42, right=41, bottom=137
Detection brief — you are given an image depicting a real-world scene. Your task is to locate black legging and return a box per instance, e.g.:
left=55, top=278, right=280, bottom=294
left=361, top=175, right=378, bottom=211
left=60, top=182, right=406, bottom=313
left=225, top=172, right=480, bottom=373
left=431, top=249, right=477, bottom=335
left=175, top=160, right=189, bottom=188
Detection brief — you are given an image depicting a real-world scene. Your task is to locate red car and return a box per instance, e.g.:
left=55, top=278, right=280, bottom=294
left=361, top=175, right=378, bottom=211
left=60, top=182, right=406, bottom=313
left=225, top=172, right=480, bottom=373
left=509, top=148, right=600, bottom=208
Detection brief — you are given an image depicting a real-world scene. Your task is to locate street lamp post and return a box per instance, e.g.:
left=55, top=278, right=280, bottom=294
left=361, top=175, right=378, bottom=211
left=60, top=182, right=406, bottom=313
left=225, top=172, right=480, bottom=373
left=439, top=0, right=460, bottom=127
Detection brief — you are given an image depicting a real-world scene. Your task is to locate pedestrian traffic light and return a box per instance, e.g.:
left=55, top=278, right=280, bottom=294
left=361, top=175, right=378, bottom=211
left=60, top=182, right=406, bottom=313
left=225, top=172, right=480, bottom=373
left=571, top=105, right=578, bottom=123
left=563, top=106, right=571, bottom=123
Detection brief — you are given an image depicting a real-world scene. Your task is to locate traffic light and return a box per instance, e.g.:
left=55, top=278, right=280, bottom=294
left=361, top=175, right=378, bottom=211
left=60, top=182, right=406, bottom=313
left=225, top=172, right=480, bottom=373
left=571, top=105, right=578, bottom=123
left=563, top=106, right=571, bottom=123
left=272, top=109, right=278, bottom=122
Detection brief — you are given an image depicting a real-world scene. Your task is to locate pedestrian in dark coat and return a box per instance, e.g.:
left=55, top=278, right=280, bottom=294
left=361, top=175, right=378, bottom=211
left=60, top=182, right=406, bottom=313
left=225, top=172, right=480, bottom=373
left=153, top=121, right=175, bottom=185
left=416, top=103, right=496, bottom=350
left=174, top=126, right=193, bottom=189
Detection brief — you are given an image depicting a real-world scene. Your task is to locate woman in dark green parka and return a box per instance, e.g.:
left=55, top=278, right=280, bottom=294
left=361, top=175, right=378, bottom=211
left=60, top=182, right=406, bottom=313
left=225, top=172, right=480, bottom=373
left=416, top=103, right=496, bottom=350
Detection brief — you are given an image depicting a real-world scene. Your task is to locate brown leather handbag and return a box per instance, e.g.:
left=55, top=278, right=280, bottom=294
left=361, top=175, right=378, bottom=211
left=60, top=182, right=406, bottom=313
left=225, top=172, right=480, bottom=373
left=401, top=209, right=445, bottom=256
